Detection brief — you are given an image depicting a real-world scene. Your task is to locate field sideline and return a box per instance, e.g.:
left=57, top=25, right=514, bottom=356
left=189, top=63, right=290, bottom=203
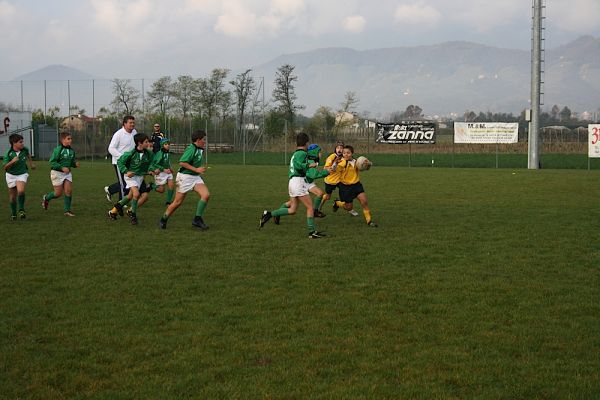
left=1, top=161, right=599, bottom=398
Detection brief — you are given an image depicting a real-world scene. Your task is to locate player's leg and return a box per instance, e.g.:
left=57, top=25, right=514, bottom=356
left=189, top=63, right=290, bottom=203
left=159, top=173, right=189, bottom=229
left=298, top=194, right=323, bottom=237
left=165, top=191, right=186, bottom=216
left=16, top=180, right=27, bottom=218
left=7, top=186, right=17, bottom=219
left=191, top=183, right=210, bottom=230
left=62, top=179, right=74, bottom=216
left=165, top=179, right=175, bottom=205
left=127, top=186, right=141, bottom=224
left=356, top=192, right=377, bottom=227
left=309, top=186, right=326, bottom=217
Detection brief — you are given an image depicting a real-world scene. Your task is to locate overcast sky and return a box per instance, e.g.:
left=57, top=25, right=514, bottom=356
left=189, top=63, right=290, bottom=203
left=1, top=0, right=599, bottom=80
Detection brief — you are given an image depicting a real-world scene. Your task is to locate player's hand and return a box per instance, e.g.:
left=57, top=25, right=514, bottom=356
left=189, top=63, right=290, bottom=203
left=309, top=162, right=318, bottom=168
left=197, top=167, right=207, bottom=174
left=126, top=171, right=134, bottom=177
left=11, top=156, right=19, bottom=163
left=154, top=168, right=160, bottom=175
left=62, top=167, right=70, bottom=173
left=164, top=168, right=171, bottom=174
left=30, top=163, right=36, bottom=170
left=75, top=162, right=80, bottom=168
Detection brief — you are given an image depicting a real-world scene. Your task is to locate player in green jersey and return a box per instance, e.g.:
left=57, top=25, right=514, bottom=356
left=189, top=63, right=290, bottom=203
left=269, top=143, right=330, bottom=226
left=3, top=134, right=36, bottom=220
left=149, top=138, right=175, bottom=205
left=108, top=133, right=155, bottom=225
left=158, top=130, right=210, bottom=230
left=42, top=132, right=80, bottom=216
left=259, top=133, right=330, bottom=238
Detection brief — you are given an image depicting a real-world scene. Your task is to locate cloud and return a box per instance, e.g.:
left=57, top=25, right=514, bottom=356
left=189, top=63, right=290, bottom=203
left=90, top=0, right=152, bottom=39
left=394, top=2, right=441, bottom=26
left=344, top=15, right=366, bottom=33
left=270, top=0, right=304, bottom=16
left=214, top=1, right=259, bottom=37
left=444, top=0, right=523, bottom=32
left=548, top=0, right=600, bottom=33
left=182, top=0, right=222, bottom=15
left=0, top=0, right=16, bottom=21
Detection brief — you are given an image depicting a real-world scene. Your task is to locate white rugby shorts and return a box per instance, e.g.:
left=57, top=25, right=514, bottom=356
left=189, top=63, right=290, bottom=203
left=176, top=173, right=204, bottom=193
left=5, top=172, right=28, bottom=188
left=288, top=176, right=309, bottom=197
left=50, top=170, right=73, bottom=186
left=154, top=171, right=173, bottom=186
left=124, top=175, right=144, bottom=189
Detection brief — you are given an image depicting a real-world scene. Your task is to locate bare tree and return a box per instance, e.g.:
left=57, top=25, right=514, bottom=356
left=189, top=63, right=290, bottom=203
left=110, top=79, right=140, bottom=116
left=172, top=75, right=197, bottom=121
left=230, top=69, right=256, bottom=136
left=339, top=91, right=359, bottom=114
left=272, top=64, right=304, bottom=127
left=147, top=76, right=173, bottom=118
left=197, top=68, right=230, bottom=123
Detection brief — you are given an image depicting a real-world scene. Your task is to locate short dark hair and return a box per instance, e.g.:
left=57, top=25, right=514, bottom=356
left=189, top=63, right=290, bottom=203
left=133, top=133, right=149, bottom=146
left=191, top=130, right=207, bottom=143
left=9, top=133, right=23, bottom=144
left=122, top=115, right=135, bottom=125
left=59, top=132, right=72, bottom=140
left=343, top=145, right=354, bottom=154
left=296, top=132, right=309, bottom=146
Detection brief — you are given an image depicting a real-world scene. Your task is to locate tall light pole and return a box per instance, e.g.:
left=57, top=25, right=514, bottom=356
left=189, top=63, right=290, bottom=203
left=528, top=0, right=544, bottom=169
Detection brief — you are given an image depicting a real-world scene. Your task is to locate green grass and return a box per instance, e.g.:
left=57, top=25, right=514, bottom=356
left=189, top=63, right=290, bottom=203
left=203, top=151, right=600, bottom=170
left=1, top=160, right=599, bottom=399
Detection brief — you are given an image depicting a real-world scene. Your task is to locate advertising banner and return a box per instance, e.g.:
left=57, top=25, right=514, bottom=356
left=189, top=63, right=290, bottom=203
left=454, top=122, right=519, bottom=144
left=375, top=121, right=436, bottom=144
left=589, top=124, right=600, bottom=158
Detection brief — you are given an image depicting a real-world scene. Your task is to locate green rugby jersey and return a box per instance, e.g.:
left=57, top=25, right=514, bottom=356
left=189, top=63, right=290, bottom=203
left=178, top=144, right=204, bottom=175
left=3, top=147, right=30, bottom=175
left=288, top=149, right=310, bottom=179
left=149, top=149, right=171, bottom=172
left=117, top=148, right=153, bottom=176
left=49, top=145, right=77, bottom=171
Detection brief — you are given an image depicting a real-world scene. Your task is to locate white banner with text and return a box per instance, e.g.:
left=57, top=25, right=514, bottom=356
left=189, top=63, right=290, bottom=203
left=588, top=124, right=600, bottom=158
left=454, top=122, right=519, bottom=144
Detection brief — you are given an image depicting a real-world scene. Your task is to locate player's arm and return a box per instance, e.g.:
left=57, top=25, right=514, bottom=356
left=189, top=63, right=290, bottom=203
left=117, top=151, right=133, bottom=175
left=149, top=151, right=162, bottom=172
left=49, top=146, right=62, bottom=170
left=71, top=151, right=80, bottom=168
left=27, top=149, right=36, bottom=170
left=3, top=150, right=16, bottom=170
left=107, top=132, right=121, bottom=158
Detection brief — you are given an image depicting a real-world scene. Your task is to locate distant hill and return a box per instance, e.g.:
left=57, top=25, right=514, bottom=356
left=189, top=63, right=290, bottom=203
left=12, top=65, right=96, bottom=81
left=251, top=36, right=600, bottom=117
left=5, top=37, right=599, bottom=117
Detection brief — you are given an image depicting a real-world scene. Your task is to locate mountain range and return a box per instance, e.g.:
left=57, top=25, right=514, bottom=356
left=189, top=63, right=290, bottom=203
left=9, top=36, right=600, bottom=117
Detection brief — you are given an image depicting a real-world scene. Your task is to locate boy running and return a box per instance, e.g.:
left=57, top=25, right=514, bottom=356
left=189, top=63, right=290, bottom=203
left=149, top=137, right=175, bottom=205
left=259, top=132, right=329, bottom=239
left=158, top=130, right=210, bottom=230
left=108, top=133, right=155, bottom=225
left=3, top=134, right=36, bottom=219
left=333, top=145, right=377, bottom=227
left=42, top=132, right=80, bottom=216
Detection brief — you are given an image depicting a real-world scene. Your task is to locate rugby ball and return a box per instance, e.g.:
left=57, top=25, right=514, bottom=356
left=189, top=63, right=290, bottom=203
left=356, top=156, right=371, bottom=171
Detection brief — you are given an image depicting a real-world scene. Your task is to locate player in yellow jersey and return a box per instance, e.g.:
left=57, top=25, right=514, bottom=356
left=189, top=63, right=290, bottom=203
left=318, top=141, right=347, bottom=213
left=332, top=145, right=377, bottom=227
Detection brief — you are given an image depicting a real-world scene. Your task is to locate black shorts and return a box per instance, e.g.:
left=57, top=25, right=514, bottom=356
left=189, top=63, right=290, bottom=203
left=325, top=182, right=339, bottom=195
left=140, top=180, right=153, bottom=194
left=339, top=182, right=364, bottom=203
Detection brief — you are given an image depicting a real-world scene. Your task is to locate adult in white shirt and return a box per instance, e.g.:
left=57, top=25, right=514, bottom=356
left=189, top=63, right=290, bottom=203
left=104, top=115, right=136, bottom=201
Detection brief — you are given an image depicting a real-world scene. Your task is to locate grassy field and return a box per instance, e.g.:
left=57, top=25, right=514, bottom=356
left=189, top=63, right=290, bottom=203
left=1, top=160, right=599, bottom=399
